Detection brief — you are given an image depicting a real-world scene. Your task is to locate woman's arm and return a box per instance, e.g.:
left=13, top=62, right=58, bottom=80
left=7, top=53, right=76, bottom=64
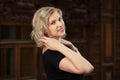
left=39, top=37, right=94, bottom=74
left=58, top=44, right=94, bottom=74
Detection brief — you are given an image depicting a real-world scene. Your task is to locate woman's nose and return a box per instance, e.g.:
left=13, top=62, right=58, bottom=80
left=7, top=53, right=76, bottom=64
left=57, top=21, right=63, bottom=27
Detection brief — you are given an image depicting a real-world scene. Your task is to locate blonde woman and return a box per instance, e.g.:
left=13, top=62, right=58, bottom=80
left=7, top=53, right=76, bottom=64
left=31, top=6, right=94, bottom=80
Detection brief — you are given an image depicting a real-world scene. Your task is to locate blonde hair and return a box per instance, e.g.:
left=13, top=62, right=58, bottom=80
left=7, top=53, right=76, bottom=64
left=31, top=6, right=63, bottom=47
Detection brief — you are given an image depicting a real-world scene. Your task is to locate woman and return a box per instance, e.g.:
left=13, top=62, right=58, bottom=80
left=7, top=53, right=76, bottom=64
left=31, top=6, right=94, bottom=80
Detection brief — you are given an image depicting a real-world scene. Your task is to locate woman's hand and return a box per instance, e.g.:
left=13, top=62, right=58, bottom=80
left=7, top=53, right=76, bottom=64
left=39, top=37, right=62, bottom=51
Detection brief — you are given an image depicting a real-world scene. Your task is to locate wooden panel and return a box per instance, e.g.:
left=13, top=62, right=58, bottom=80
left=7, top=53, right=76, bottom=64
left=0, top=25, right=32, bottom=40
left=105, top=24, right=112, bottom=57
left=103, top=18, right=114, bottom=62
left=100, top=0, right=118, bottom=80
left=114, top=0, right=120, bottom=79
left=103, top=66, right=113, bottom=80
left=0, top=41, right=37, bottom=80
left=20, top=46, right=36, bottom=77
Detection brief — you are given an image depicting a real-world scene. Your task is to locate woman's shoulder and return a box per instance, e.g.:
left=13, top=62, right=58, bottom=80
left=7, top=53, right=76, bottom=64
left=60, top=39, right=72, bottom=45
left=42, top=47, right=64, bottom=57
left=42, top=47, right=58, bottom=55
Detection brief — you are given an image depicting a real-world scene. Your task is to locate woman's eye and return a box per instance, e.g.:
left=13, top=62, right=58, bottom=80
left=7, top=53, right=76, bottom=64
left=51, top=21, right=56, bottom=25
left=59, top=17, right=62, bottom=21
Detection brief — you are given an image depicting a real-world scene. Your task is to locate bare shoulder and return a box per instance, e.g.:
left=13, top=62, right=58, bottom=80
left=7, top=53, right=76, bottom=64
left=60, top=39, right=72, bottom=45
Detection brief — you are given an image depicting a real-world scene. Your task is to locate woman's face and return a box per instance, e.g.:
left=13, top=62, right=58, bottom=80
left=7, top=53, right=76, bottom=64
left=45, top=11, right=66, bottom=39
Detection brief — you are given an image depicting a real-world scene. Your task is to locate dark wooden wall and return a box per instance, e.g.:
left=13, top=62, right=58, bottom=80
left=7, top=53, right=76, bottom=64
left=0, top=0, right=120, bottom=80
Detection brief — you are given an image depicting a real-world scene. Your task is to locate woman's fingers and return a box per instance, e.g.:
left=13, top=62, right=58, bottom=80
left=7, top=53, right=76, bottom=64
left=39, top=37, right=48, bottom=46
left=41, top=36, right=48, bottom=40
left=39, top=37, right=62, bottom=50
left=39, top=38, right=45, bottom=43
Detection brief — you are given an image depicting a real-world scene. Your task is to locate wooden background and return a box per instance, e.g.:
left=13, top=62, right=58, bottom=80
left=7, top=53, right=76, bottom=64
left=0, top=0, right=120, bottom=80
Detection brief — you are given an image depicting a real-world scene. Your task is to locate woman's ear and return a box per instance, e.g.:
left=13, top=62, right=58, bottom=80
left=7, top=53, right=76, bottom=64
left=44, top=30, right=48, bottom=37
left=44, top=33, right=48, bottom=37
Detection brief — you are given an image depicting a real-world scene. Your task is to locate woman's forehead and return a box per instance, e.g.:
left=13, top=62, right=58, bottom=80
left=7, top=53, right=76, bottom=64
left=49, top=11, right=60, bottom=22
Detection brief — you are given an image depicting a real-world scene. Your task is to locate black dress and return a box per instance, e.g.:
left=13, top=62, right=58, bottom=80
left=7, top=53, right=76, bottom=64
left=42, top=50, right=84, bottom=80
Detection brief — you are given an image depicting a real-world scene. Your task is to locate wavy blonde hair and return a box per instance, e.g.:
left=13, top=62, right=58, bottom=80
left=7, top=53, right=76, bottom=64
left=31, top=7, right=64, bottom=47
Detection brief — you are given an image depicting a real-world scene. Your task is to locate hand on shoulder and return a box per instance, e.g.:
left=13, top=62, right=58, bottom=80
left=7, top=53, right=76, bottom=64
left=39, top=37, right=63, bottom=51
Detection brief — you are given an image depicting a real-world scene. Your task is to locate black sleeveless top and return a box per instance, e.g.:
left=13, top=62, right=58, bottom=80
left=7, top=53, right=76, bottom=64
left=42, top=50, right=84, bottom=80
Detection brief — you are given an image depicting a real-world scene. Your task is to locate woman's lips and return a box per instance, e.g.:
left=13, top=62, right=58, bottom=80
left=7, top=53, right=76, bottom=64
left=58, top=28, right=64, bottom=32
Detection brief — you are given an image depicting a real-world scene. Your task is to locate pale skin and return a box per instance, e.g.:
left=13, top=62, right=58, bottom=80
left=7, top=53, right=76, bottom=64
left=39, top=11, right=94, bottom=74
